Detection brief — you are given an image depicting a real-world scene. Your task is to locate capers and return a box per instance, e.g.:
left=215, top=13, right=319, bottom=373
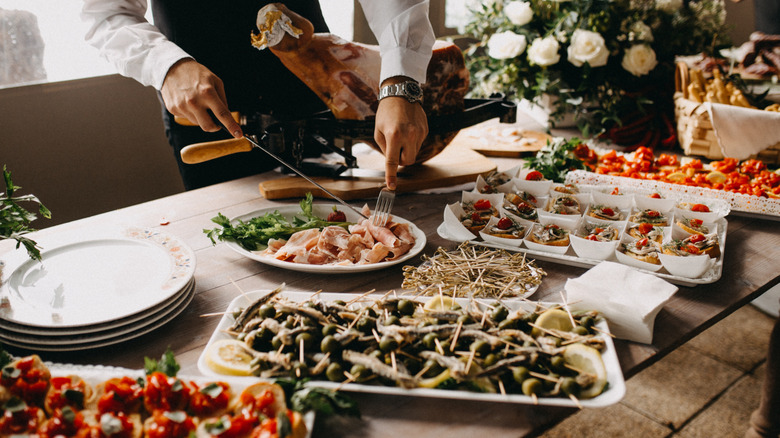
left=521, top=377, right=542, bottom=396
left=320, top=335, right=340, bottom=354
left=397, top=299, right=415, bottom=316
left=326, top=363, right=344, bottom=382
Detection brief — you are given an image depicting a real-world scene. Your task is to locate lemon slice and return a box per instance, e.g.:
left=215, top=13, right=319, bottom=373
left=532, top=308, right=574, bottom=337
left=563, top=343, right=607, bottom=398
left=666, top=171, right=687, bottom=182
left=204, top=339, right=256, bottom=376
left=423, top=295, right=458, bottom=311
left=705, top=171, right=726, bottom=184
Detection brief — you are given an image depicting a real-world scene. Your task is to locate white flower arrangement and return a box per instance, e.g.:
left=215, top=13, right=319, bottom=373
left=464, top=0, right=729, bottom=141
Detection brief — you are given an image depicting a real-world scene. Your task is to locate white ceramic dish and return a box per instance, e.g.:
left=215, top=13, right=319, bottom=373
left=198, top=290, right=626, bottom=408
left=224, top=205, right=426, bottom=273
left=0, top=283, right=194, bottom=352
left=0, top=227, right=195, bottom=328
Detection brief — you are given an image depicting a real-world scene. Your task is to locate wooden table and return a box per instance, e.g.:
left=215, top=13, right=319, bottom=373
left=2, top=167, right=779, bottom=437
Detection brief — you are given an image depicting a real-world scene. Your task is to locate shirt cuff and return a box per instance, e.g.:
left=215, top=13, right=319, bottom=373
left=143, top=42, right=193, bottom=90
left=379, top=46, right=431, bottom=85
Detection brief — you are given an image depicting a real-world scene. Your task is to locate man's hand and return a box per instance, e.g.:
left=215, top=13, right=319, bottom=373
left=161, top=59, right=243, bottom=138
left=374, top=79, right=428, bottom=190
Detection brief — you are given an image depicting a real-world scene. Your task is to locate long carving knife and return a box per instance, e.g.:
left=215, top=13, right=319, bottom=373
left=180, top=131, right=369, bottom=221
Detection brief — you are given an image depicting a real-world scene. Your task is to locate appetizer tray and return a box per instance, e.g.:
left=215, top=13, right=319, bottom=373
left=224, top=204, right=426, bottom=273
left=198, top=290, right=627, bottom=408
left=439, top=172, right=729, bottom=287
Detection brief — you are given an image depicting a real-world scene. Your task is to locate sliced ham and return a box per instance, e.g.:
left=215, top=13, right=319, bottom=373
left=252, top=3, right=470, bottom=163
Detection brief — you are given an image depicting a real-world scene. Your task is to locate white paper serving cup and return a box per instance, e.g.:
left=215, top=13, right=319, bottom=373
left=479, top=216, right=531, bottom=247
left=658, top=252, right=713, bottom=278
left=524, top=223, right=571, bottom=254
left=615, top=244, right=663, bottom=272
left=591, top=190, right=634, bottom=210
left=633, top=194, right=676, bottom=213
left=570, top=233, right=620, bottom=260
left=514, top=176, right=553, bottom=197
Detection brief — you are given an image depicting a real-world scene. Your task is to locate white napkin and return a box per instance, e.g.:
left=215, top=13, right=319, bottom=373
left=564, top=261, right=678, bottom=344
left=707, top=102, right=780, bottom=160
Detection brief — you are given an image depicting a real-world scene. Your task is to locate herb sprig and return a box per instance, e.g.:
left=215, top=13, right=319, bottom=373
left=1, top=166, right=51, bottom=261
left=204, top=193, right=353, bottom=251
left=523, top=138, right=589, bottom=183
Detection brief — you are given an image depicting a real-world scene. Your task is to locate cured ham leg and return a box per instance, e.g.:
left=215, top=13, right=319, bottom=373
left=251, top=3, right=470, bottom=163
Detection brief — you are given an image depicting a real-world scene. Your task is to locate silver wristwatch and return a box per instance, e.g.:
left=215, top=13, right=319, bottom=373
left=378, top=81, right=423, bottom=104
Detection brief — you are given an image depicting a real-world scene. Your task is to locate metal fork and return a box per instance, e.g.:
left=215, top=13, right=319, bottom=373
left=372, top=187, right=395, bottom=227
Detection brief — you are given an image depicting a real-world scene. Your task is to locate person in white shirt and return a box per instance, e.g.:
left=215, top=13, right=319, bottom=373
left=82, top=0, right=434, bottom=190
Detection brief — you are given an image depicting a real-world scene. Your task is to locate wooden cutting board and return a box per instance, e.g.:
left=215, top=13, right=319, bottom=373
left=455, top=119, right=551, bottom=158
left=259, top=140, right=497, bottom=200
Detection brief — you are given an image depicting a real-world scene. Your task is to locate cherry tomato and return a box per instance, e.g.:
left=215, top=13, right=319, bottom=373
left=690, top=204, right=710, bottom=213
left=525, top=171, right=544, bottom=181
left=688, top=234, right=706, bottom=243
left=145, top=411, right=197, bottom=438
left=690, top=218, right=704, bottom=227
left=473, top=199, right=492, bottom=210
left=684, top=244, right=701, bottom=255
left=188, top=381, right=231, bottom=418
left=637, top=223, right=654, bottom=235
left=646, top=210, right=660, bottom=218
left=636, top=238, right=649, bottom=248
left=470, top=212, right=481, bottom=222
left=601, top=207, right=615, bottom=216
left=496, top=217, right=513, bottom=230
left=144, top=372, right=192, bottom=413
left=610, top=187, right=620, bottom=195
left=0, top=401, right=45, bottom=435
left=97, top=377, right=143, bottom=414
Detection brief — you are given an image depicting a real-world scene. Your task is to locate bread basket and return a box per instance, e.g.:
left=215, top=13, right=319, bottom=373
left=674, top=61, right=780, bottom=165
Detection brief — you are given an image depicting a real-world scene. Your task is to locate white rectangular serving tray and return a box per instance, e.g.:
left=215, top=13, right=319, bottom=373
left=437, top=218, right=727, bottom=287
left=198, top=290, right=627, bottom=408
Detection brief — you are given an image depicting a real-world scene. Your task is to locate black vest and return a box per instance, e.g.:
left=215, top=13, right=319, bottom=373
left=151, top=0, right=330, bottom=118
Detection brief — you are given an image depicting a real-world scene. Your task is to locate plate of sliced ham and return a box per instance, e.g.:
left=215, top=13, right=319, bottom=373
left=224, top=204, right=426, bottom=273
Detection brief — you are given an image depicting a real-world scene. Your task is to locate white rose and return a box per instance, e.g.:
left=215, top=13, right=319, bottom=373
left=505, top=1, right=533, bottom=26
left=622, top=44, right=658, bottom=76
left=567, top=29, right=609, bottom=67
left=527, top=36, right=561, bottom=67
left=487, top=31, right=528, bottom=59
left=655, top=0, right=683, bottom=12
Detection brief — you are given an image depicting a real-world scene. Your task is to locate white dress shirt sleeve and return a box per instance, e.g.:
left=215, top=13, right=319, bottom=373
left=358, top=0, right=435, bottom=85
left=81, top=0, right=191, bottom=90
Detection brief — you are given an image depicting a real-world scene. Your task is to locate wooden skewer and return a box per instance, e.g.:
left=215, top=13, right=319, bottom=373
left=498, top=379, right=507, bottom=396
left=569, top=393, right=583, bottom=409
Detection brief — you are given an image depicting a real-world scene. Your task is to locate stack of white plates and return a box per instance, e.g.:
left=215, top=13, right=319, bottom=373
left=0, top=227, right=196, bottom=351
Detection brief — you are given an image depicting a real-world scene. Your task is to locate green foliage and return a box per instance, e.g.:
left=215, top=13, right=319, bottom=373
left=524, top=137, right=588, bottom=182
left=1, top=166, right=51, bottom=261
left=275, top=378, right=361, bottom=418
left=144, top=347, right=181, bottom=377
left=203, top=193, right=353, bottom=251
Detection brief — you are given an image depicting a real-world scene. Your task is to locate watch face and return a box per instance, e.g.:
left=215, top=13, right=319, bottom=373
left=405, top=81, right=422, bottom=99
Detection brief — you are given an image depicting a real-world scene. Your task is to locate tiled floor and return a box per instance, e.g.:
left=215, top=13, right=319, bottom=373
left=540, top=303, right=777, bottom=438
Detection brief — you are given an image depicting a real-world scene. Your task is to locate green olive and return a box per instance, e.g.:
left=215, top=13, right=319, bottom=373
left=491, top=306, right=509, bottom=322
left=295, top=332, right=314, bottom=350
left=470, top=339, right=490, bottom=357
left=579, top=316, right=595, bottom=329
left=293, top=362, right=309, bottom=378
left=333, top=300, right=346, bottom=306
left=543, top=374, right=559, bottom=391
left=458, top=314, right=474, bottom=325
left=350, top=364, right=370, bottom=382
left=356, top=317, right=375, bottom=333
left=561, top=377, right=580, bottom=396
left=384, top=315, right=401, bottom=326
left=482, top=353, right=499, bottom=368
left=270, top=335, right=283, bottom=350
left=259, top=303, right=276, bottom=319
left=550, top=355, right=566, bottom=373
left=301, top=316, right=317, bottom=327
left=379, top=336, right=399, bottom=353
left=397, top=299, right=415, bottom=316
left=369, top=349, right=384, bottom=360
left=422, top=359, right=443, bottom=377
left=321, top=323, right=339, bottom=336
left=320, top=335, right=340, bottom=354
left=438, top=340, right=452, bottom=354
left=326, top=363, right=344, bottom=382
left=498, top=318, right=518, bottom=330
left=521, top=377, right=542, bottom=396
left=422, top=333, right=438, bottom=350
left=573, top=325, right=589, bottom=336
left=512, top=366, right=530, bottom=384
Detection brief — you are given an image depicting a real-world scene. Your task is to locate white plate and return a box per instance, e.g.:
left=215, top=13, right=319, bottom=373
left=223, top=205, right=426, bottom=273
left=0, top=227, right=195, bottom=328
left=198, top=290, right=626, bottom=408
left=0, top=280, right=195, bottom=344
left=0, top=284, right=194, bottom=352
